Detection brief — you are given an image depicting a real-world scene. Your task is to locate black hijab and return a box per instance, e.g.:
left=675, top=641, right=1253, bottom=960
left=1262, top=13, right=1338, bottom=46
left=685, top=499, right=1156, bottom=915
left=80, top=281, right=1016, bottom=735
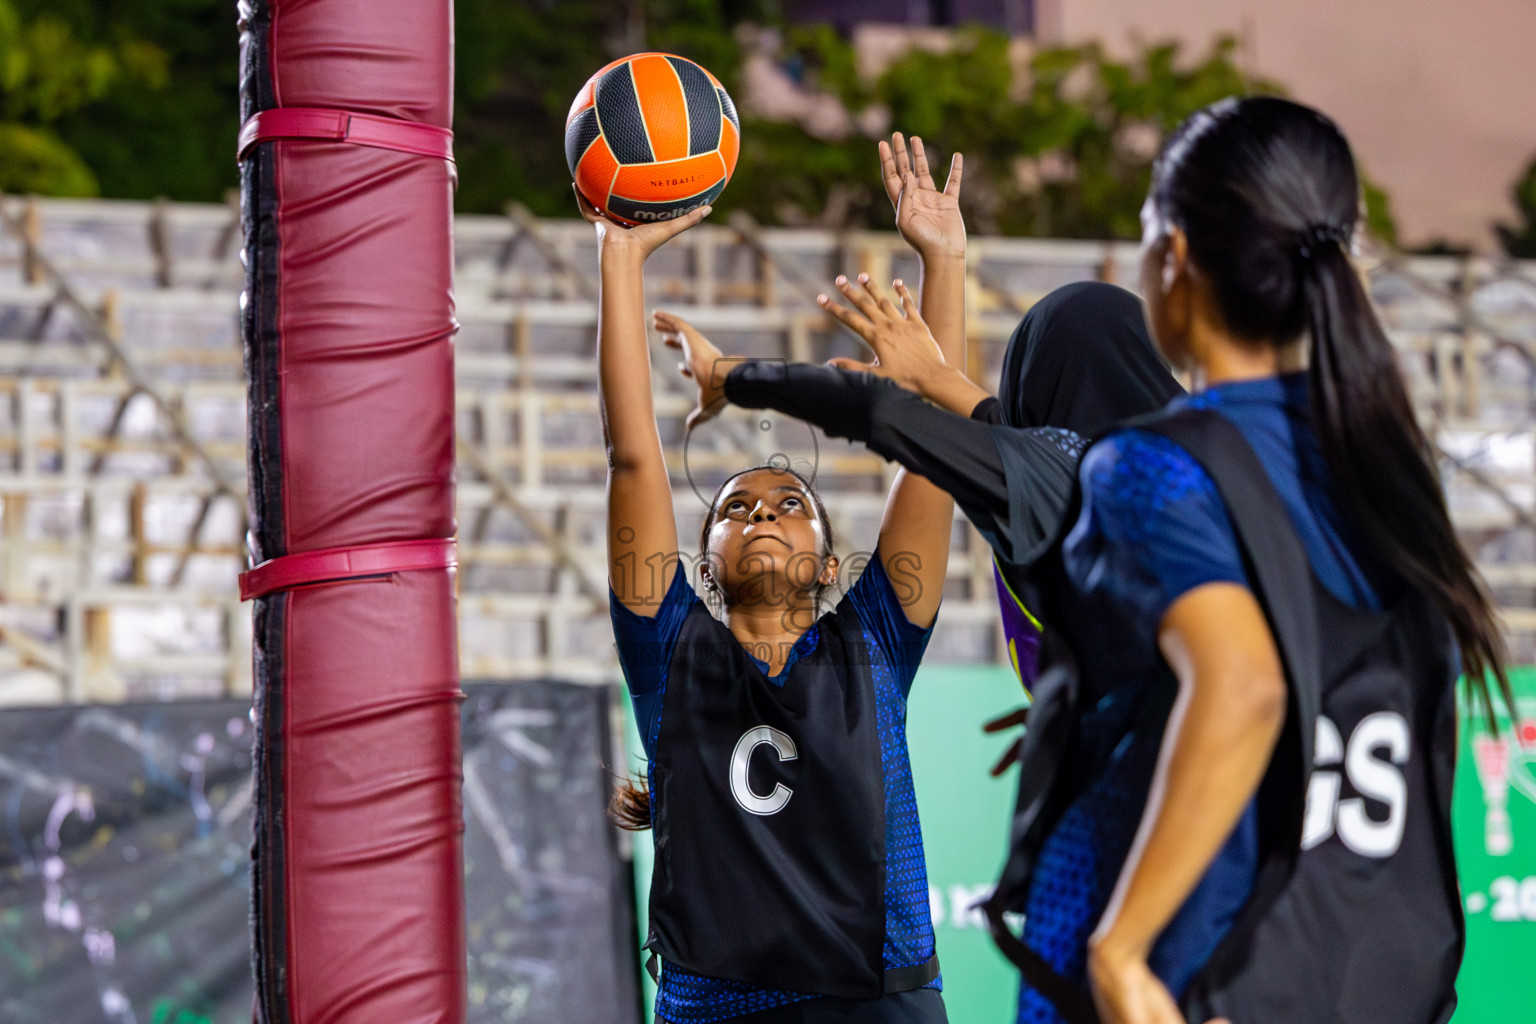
left=967, top=280, right=1184, bottom=568
left=995, top=281, right=1183, bottom=436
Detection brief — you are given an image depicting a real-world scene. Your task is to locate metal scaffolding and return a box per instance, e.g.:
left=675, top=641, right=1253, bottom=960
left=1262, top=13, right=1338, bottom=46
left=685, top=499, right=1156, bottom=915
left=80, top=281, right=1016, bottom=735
left=2, top=194, right=1535, bottom=702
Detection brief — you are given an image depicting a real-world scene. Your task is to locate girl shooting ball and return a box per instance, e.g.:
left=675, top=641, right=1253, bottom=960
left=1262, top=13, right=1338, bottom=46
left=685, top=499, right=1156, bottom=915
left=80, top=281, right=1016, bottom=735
left=586, top=132, right=966, bottom=1024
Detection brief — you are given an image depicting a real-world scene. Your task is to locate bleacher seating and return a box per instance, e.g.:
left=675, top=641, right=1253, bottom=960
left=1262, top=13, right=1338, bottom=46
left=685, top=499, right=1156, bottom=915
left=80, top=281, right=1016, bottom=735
left=1, top=194, right=1534, bottom=703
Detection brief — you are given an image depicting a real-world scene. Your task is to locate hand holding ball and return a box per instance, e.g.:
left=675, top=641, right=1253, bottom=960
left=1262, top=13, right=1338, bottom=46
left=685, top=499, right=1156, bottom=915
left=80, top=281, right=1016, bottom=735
left=566, top=53, right=739, bottom=226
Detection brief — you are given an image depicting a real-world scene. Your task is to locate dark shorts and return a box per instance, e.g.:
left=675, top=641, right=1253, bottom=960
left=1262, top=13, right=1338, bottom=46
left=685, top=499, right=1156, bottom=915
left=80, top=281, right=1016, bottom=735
left=660, top=988, right=948, bottom=1024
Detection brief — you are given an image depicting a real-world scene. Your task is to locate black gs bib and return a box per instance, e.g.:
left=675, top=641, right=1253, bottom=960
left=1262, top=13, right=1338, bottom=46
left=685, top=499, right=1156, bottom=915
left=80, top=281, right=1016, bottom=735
left=986, top=409, right=1464, bottom=1024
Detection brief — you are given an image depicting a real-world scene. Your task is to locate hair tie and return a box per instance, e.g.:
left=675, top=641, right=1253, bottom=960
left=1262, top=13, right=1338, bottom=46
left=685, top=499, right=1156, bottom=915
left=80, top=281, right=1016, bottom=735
left=1295, top=221, right=1350, bottom=261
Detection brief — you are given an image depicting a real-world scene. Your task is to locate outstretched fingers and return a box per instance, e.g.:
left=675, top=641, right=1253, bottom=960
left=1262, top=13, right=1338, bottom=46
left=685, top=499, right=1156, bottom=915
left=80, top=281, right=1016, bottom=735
left=832, top=274, right=885, bottom=321
left=892, top=133, right=920, bottom=200
left=577, top=187, right=712, bottom=252
left=654, top=309, right=721, bottom=372
left=989, top=738, right=1024, bottom=777
left=640, top=204, right=713, bottom=246
left=910, top=136, right=938, bottom=192
left=859, top=274, right=902, bottom=320
left=817, top=287, right=877, bottom=344
left=944, top=152, right=964, bottom=198
left=982, top=706, right=1031, bottom=733
left=652, top=308, right=690, bottom=334
left=879, top=139, right=904, bottom=210
left=654, top=313, right=688, bottom=350
left=892, top=280, right=924, bottom=324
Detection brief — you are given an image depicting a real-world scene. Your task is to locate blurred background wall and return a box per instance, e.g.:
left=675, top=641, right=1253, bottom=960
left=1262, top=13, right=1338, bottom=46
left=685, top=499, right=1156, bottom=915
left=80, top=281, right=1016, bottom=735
left=1042, top=0, right=1536, bottom=250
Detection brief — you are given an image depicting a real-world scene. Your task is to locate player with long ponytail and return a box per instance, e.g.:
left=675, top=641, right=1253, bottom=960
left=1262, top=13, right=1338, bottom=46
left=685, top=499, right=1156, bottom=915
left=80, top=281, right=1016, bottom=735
left=987, top=96, right=1507, bottom=1024
left=1148, top=97, right=1509, bottom=721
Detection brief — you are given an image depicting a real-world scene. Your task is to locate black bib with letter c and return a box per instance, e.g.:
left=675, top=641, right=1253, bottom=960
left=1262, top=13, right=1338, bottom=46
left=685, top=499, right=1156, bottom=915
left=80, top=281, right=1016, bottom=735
left=645, top=597, right=892, bottom=998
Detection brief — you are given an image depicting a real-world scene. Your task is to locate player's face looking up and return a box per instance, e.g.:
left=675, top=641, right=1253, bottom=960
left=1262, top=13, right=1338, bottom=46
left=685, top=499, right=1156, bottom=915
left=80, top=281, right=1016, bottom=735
left=699, top=467, right=838, bottom=609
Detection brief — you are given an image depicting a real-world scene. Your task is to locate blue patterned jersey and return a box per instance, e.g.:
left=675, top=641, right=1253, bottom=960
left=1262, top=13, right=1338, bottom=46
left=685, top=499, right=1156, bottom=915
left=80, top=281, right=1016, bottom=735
left=612, top=553, right=940, bottom=1023
left=1016, top=373, right=1390, bottom=1024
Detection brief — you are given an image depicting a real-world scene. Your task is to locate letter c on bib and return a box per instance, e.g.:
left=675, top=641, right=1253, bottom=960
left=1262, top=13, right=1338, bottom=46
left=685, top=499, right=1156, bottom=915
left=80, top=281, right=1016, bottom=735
left=730, top=726, right=798, bottom=816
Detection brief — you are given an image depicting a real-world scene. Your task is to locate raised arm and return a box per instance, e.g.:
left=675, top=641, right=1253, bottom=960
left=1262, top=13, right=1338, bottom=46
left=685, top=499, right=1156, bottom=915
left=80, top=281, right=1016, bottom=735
left=818, top=277, right=952, bottom=626
left=823, top=134, right=993, bottom=418
left=582, top=191, right=712, bottom=613
left=861, top=136, right=967, bottom=626
left=658, top=313, right=1079, bottom=569
left=889, top=135, right=969, bottom=394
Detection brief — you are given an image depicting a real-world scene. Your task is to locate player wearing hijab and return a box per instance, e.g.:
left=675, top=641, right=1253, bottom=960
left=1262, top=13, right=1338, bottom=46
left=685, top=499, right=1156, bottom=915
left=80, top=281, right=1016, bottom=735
left=659, top=140, right=1188, bottom=1023
left=666, top=277, right=1180, bottom=692
left=661, top=134, right=1182, bottom=693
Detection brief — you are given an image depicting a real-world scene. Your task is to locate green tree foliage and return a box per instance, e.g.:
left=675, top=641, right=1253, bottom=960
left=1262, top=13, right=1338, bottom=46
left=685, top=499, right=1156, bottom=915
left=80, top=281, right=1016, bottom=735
left=725, top=27, right=1406, bottom=242
left=21, top=0, right=231, bottom=202
left=0, top=0, right=167, bottom=195
left=721, top=29, right=1284, bottom=237
left=455, top=0, right=772, bottom=215
left=3, top=1, right=1404, bottom=244
left=1497, top=154, right=1536, bottom=259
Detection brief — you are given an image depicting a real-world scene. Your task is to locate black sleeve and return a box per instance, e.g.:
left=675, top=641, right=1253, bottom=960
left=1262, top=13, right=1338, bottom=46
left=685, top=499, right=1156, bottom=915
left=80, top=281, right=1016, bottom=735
left=724, top=361, right=1077, bottom=562
left=723, top=359, right=880, bottom=443
left=971, top=396, right=1004, bottom=425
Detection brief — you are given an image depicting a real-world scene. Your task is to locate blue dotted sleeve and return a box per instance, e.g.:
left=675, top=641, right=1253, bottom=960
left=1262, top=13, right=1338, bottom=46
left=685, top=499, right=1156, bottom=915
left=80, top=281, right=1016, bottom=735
left=1062, top=430, right=1249, bottom=644
left=610, top=566, right=698, bottom=757
left=844, top=550, right=934, bottom=698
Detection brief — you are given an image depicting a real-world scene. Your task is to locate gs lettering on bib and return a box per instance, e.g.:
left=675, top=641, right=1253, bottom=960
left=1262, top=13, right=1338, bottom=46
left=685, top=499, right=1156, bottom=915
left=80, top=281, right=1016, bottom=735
left=1302, top=713, right=1410, bottom=857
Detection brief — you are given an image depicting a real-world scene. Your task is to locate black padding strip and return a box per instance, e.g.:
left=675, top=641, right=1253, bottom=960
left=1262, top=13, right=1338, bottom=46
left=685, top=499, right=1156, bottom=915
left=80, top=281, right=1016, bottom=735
left=565, top=106, right=602, bottom=177
left=669, top=57, right=722, bottom=157
left=250, top=593, right=291, bottom=1024
left=717, top=87, right=740, bottom=132
left=238, top=0, right=285, bottom=564
left=595, top=63, right=653, bottom=165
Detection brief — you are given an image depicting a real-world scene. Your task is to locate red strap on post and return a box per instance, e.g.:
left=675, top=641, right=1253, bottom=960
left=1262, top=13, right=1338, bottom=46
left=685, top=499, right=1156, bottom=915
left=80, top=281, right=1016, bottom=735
left=238, top=107, right=454, bottom=162
left=239, top=538, right=457, bottom=601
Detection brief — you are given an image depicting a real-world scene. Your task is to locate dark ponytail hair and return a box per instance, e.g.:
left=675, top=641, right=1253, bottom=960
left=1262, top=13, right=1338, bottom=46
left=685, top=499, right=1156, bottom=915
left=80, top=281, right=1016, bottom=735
left=608, top=462, right=836, bottom=831
left=610, top=769, right=654, bottom=832
left=1151, top=96, right=1511, bottom=721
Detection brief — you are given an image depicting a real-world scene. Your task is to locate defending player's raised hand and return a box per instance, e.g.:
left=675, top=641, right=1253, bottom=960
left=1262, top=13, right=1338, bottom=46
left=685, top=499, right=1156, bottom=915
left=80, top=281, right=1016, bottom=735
left=819, top=273, right=948, bottom=392
left=654, top=309, right=735, bottom=431
left=881, top=133, right=965, bottom=260
left=575, top=184, right=711, bottom=261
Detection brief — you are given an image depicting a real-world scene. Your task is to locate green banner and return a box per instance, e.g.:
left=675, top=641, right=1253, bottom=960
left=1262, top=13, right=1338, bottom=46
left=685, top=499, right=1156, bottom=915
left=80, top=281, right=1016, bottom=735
left=626, top=665, right=1536, bottom=1022
left=1451, top=668, right=1536, bottom=1023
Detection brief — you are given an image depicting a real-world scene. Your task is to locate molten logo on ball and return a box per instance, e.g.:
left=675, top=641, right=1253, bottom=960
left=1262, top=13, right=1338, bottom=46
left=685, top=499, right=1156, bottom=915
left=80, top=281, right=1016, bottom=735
left=565, top=52, right=739, bottom=227
left=630, top=205, right=703, bottom=222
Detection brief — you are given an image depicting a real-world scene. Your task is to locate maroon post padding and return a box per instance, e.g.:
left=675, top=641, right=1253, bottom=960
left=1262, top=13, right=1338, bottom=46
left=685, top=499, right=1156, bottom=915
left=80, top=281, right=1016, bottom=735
left=237, top=0, right=465, bottom=1021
